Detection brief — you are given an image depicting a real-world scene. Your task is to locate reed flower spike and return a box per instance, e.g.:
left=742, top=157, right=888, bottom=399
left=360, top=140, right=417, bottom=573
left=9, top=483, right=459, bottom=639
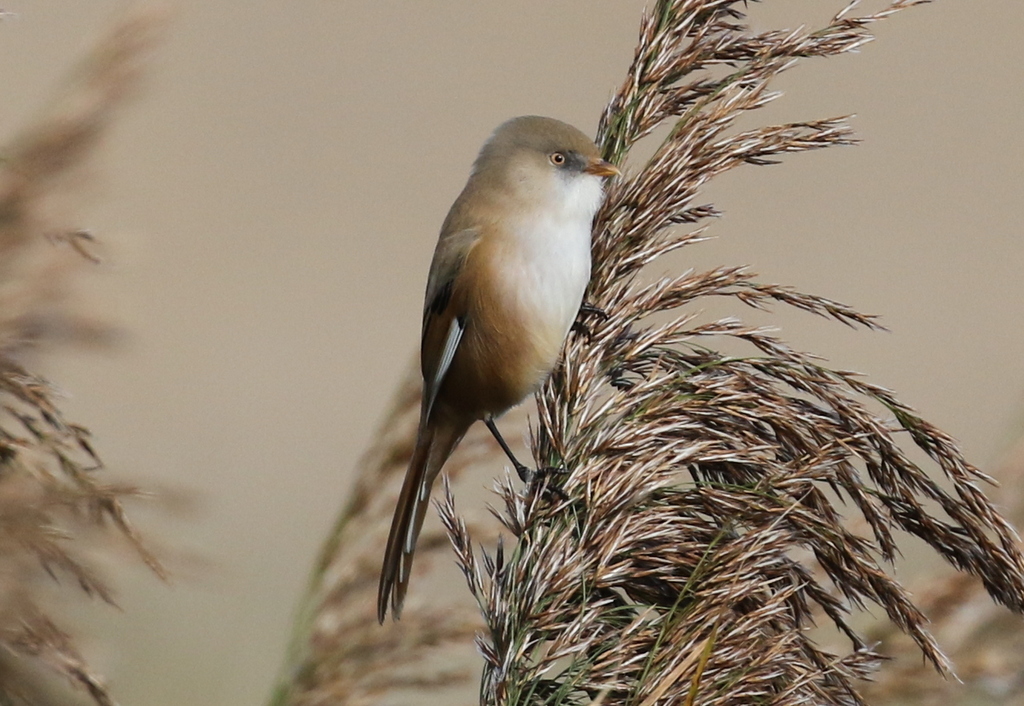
left=437, top=1, right=1024, bottom=704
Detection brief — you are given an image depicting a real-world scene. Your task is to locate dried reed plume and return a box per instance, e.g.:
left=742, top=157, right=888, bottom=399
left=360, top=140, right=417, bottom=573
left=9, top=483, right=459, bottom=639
left=859, top=438, right=1024, bottom=705
left=0, top=12, right=164, bottom=705
left=275, top=2, right=1024, bottom=705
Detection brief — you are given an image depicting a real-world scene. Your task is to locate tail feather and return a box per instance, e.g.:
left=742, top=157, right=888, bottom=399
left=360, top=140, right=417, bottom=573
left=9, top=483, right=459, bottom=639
left=377, top=414, right=467, bottom=622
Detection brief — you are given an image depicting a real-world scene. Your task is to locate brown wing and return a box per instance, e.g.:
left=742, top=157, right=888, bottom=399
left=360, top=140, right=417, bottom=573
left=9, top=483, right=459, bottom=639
left=419, top=228, right=479, bottom=419
left=377, top=228, right=480, bottom=622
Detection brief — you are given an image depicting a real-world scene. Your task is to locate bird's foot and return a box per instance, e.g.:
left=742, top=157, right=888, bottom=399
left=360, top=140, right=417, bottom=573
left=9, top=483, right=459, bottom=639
left=515, top=463, right=570, bottom=483
left=572, top=302, right=610, bottom=339
left=579, top=302, right=609, bottom=320
left=606, top=325, right=640, bottom=388
left=608, top=365, right=634, bottom=390
left=518, top=464, right=570, bottom=501
left=485, top=418, right=570, bottom=500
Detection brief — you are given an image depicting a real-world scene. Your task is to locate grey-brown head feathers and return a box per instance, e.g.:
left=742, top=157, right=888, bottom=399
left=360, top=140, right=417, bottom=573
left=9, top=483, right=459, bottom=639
left=473, top=115, right=601, bottom=175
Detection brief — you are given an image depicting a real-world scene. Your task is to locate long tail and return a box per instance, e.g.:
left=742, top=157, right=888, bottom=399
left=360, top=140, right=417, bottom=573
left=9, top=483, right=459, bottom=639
left=377, top=413, right=467, bottom=622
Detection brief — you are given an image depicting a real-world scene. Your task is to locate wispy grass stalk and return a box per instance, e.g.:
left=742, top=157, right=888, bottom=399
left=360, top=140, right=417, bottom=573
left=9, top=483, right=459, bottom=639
left=0, top=12, right=164, bottom=705
left=270, top=367, right=489, bottom=706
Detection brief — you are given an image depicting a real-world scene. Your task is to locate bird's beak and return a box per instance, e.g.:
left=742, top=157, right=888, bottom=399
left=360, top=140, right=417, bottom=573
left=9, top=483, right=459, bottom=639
left=584, top=158, right=620, bottom=178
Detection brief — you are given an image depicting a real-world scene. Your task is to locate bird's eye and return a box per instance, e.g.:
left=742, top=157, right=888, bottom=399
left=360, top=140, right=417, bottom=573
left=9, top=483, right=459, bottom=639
left=549, top=152, right=567, bottom=166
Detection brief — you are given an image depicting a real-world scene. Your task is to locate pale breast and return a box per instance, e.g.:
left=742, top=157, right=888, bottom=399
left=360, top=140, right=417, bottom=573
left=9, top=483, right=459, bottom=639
left=508, top=216, right=591, bottom=358
left=449, top=171, right=601, bottom=416
left=496, top=207, right=595, bottom=382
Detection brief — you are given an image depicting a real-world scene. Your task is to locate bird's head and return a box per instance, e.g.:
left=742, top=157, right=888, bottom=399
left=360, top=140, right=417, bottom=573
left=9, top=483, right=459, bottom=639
left=472, top=116, right=619, bottom=218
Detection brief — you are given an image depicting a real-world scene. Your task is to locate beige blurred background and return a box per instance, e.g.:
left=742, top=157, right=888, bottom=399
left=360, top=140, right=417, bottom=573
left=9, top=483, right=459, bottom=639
left=1, top=1, right=1023, bottom=704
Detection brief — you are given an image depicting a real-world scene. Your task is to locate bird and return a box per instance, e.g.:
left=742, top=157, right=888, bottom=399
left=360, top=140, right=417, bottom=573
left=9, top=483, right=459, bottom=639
left=377, top=115, right=618, bottom=622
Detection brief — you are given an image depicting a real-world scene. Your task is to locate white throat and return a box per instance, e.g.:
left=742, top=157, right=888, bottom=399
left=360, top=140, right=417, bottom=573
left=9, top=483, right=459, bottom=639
left=502, top=172, right=603, bottom=357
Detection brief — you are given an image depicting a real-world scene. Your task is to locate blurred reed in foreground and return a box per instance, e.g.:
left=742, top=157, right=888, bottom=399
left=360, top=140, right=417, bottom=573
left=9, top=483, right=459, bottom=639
left=276, top=2, right=1024, bottom=705
left=0, top=12, right=164, bottom=706
left=271, top=364, right=510, bottom=706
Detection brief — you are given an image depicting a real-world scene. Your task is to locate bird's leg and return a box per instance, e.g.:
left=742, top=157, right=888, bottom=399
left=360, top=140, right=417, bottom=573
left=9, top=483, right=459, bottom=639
left=485, top=418, right=534, bottom=483
left=571, top=302, right=610, bottom=339
left=484, top=418, right=569, bottom=496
